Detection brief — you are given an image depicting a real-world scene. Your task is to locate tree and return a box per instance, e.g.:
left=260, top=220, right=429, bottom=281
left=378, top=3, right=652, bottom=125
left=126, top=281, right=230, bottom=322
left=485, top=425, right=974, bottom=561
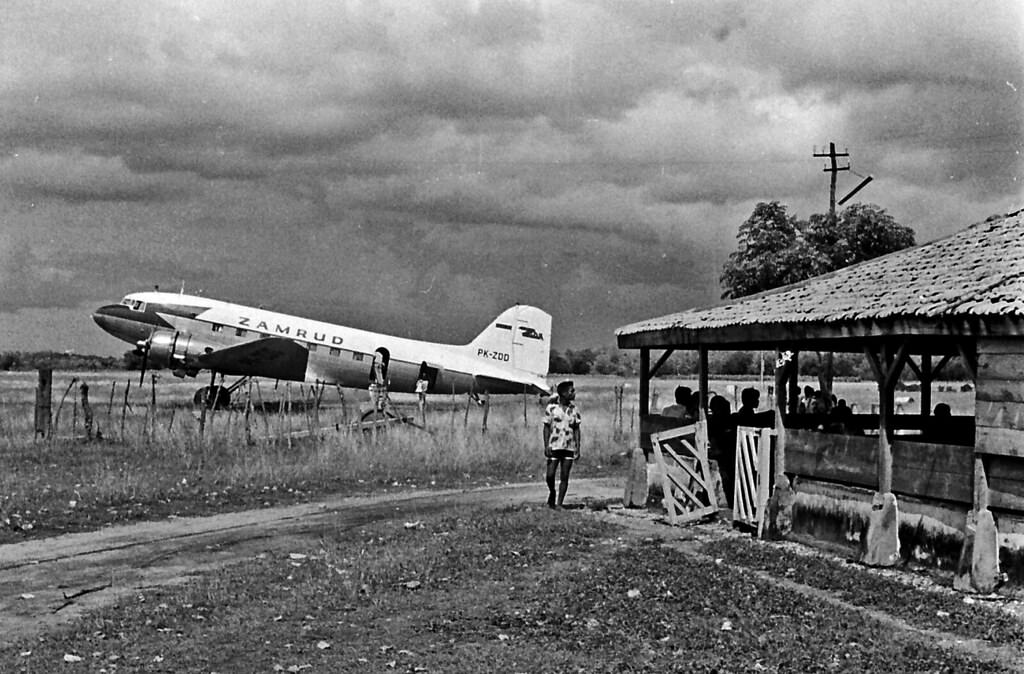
left=720, top=202, right=916, bottom=389
left=720, top=202, right=823, bottom=299
left=805, top=203, right=915, bottom=270
left=721, top=202, right=914, bottom=299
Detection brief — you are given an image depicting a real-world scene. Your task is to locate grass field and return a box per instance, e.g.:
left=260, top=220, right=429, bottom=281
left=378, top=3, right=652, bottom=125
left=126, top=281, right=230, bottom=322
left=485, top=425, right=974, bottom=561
left=2, top=372, right=1017, bottom=672
left=2, top=505, right=1019, bottom=672
left=0, top=371, right=975, bottom=542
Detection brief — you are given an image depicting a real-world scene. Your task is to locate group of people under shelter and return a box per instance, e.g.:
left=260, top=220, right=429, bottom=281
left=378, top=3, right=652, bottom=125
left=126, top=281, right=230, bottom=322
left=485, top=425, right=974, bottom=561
left=658, top=382, right=967, bottom=508
left=541, top=378, right=965, bottom=511
left=659, top=384, right=775, bottom=508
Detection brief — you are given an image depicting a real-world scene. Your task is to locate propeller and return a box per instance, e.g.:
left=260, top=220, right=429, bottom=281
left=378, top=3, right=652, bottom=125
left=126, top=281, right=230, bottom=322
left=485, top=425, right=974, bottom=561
left=134, top=336, right=152, bottom=385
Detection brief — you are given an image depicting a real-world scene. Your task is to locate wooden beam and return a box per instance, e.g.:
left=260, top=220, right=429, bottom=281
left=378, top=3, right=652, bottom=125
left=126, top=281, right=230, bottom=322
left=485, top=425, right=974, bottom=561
left=650, top=348, right=675, bottom=379
left=883, top=340, right=910, bottom=390
left=863, top=346, right=884, bottom=384
left=956, top=341, right=978, bottom=380
left=903, top=355, right=921, bottom=380
left=932, top=353, right=954, bottom=379
left=639, top=348, right=650, bottom=417
left=616, top=316, right=1024, bottom=351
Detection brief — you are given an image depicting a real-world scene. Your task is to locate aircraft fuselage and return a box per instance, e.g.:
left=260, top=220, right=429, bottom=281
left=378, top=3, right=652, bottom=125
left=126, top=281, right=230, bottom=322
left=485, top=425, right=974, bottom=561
left=93, top=292, right=552, bottom=397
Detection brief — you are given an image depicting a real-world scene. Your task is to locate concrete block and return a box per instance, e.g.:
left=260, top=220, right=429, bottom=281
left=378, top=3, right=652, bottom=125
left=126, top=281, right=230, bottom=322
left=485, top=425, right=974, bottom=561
left=765, top=476, right=795, bottom=540
left=861, top=492, right=900, bottom=567
left=954, top=509, right=1001, bottom=593
left=972, top=509, right=1001, bottom=593
left=622, top=447, right=648, bottom=508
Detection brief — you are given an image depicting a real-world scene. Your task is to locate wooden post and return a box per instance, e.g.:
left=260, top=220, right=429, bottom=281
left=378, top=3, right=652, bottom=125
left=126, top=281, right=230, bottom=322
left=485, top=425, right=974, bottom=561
left=698, top=347, right=709, bottom=421
left=34, top=368, right=52, bottom=438
left=639, top=348, right=650, bottom=417
left=120, top=379, right=131, bottom=440
left=80, top=382, right=93, bottom=441
left=244, top=380, right=254, bottom=445
left=53, top=377, right=78, bottom=440
left=149, top=374, right=157, bottom=443
left=522, top=388, right=528, bottom=427
left=787, top=350, right=800, bottom=417
left=920, top=352, right=932, bottom=419
left=286, top=383, right=293, bottom=449
left=106, top=381, right=116, bottom=431
left=72, top=386, right=79, bottom=438
left=878, top=344, right=895, bottom=494
left=336, top=384, right=347, bottom=427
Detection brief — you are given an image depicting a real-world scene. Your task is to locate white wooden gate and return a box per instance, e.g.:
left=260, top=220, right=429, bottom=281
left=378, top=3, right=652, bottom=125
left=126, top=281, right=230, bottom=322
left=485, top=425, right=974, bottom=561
left=733, top=426, right=775, bottom=536
left=650, top=421, right=718, bottom=525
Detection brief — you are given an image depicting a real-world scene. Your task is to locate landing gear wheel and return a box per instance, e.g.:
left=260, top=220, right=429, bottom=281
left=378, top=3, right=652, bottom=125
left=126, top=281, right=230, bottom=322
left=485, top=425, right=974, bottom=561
left=194, top=385, right=231, bottom=409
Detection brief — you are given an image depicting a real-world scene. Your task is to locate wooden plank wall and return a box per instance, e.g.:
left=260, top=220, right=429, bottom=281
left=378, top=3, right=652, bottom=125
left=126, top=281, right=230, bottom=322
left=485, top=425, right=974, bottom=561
left=976, top=338, right=1024, bottom=458
left=785, top=429, right=974, bottom=504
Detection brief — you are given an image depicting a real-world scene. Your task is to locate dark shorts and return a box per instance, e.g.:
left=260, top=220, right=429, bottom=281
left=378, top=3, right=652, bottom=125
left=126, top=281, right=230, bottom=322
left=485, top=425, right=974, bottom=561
left=548, top=449, right=575, bottom=461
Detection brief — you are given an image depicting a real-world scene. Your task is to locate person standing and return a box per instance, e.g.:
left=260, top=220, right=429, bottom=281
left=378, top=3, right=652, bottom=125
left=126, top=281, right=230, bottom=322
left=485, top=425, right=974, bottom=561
left=544, top=380, right=581, bottom=509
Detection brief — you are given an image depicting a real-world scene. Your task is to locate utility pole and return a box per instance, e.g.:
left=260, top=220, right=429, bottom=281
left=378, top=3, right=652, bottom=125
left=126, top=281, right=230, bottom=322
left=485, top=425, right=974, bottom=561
left=813, top=142, right=850, bottom=220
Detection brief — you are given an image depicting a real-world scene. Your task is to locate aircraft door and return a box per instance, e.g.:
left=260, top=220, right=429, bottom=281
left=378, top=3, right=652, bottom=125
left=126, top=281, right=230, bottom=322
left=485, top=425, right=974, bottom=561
left=417, top=361, right=440, bottom=393
left=371, top=348, right=390, bottom=385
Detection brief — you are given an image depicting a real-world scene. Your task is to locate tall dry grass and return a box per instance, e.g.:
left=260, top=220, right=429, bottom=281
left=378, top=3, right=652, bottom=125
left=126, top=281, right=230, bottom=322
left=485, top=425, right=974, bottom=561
left=0, top=372, right=636, bottom=533
left=0, top=371, right=974, bottom=536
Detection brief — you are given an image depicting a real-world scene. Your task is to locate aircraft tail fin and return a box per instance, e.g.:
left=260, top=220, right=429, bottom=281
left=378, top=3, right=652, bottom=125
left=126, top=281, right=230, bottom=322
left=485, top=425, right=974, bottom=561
left=468, top=305, right=551, bottom=376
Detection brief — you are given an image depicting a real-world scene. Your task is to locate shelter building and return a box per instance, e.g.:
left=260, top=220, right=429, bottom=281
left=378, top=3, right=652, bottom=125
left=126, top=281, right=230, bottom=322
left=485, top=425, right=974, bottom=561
left=616, top=209, right=1024, bottom=592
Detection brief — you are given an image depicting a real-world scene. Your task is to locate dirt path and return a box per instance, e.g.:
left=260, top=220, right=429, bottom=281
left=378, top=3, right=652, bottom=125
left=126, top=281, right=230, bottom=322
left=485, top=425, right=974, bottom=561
left=4, top=478, right=1023, bottom=670
left=0, top=478, right=623, bottom=649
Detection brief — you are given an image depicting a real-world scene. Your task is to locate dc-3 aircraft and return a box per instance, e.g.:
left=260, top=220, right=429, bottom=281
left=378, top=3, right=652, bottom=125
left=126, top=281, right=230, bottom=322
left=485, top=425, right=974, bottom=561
left=93, top=291, right=552, bottom=409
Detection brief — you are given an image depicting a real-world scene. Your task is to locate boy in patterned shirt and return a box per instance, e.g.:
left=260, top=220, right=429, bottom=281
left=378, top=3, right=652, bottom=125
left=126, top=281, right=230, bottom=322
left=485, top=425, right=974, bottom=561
left=543, top=380, right=581, bottom=509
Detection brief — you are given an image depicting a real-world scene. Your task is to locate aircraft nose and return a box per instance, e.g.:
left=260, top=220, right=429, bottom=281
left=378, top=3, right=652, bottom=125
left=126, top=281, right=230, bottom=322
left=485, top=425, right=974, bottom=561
left=93, top=304, right=144, bottom=341
left=92, top=304, right=120, bottom=333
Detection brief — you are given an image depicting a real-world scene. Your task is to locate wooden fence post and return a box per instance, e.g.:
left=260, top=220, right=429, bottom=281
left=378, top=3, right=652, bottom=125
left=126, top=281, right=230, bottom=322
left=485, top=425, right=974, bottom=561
left=80, top=382, right=94, bottom=441
left=34, top=368, right=52, bottom=439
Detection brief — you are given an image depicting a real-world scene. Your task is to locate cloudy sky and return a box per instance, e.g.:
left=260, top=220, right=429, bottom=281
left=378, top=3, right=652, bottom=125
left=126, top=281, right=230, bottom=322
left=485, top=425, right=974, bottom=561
left=1, top=0, right=1021, bottom=356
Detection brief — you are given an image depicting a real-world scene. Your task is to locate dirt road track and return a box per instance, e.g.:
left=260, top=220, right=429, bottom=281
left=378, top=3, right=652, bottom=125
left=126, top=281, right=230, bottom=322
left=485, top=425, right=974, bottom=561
left=0, top=478, right=623, bottom=649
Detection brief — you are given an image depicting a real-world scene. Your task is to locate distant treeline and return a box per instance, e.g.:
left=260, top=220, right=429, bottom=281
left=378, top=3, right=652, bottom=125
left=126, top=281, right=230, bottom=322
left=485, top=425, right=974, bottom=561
left=0, top=351, right=126, bottom=371
left=0, top=348, right=971, bottom=381
left=549, top=347, right=971, bottom=381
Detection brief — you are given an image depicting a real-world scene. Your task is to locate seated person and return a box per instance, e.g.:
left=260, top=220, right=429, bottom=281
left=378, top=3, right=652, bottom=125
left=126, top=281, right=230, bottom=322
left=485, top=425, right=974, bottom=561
left=707, top=395, right=736, bottom=506
left=825, top=398, right=861, bottom=435
left=661, top=385, right=694, bottom=421
left=732, top=387, right=775, bottom=428
left=924, top=402, right=954, bottom=442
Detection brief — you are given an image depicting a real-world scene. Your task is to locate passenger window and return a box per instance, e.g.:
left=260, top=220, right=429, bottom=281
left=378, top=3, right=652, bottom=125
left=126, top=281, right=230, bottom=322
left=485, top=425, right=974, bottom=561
left=211, top=324, right=222, bottom=332
left=235, top=328, right=246, bottom=337
left=352, top=353, right=364, bottom=361
left=329, top=347, right=341, bottom=356
left=308, top=344, right=317, bottom=352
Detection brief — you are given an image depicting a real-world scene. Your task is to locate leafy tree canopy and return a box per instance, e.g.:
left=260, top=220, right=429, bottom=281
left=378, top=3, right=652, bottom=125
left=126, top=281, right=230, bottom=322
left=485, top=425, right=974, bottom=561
left=721, top=202, right=915, bottom=299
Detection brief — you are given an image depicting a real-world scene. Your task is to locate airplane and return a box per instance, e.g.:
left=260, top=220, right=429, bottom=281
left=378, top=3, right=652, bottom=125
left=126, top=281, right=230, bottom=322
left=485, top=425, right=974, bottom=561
left=92, top=290, right=552, bottom=410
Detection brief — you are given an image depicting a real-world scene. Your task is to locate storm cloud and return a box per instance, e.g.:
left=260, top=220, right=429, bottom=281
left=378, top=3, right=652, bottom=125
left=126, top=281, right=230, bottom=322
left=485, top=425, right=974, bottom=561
left=0, top=0, right=1020, bottom=354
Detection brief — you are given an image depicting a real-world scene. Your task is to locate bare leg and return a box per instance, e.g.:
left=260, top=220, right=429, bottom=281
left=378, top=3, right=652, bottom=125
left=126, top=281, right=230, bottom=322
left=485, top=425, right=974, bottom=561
left=557, top=459, right=573, bottom=506
left=545, top=460, right=557, bottom=508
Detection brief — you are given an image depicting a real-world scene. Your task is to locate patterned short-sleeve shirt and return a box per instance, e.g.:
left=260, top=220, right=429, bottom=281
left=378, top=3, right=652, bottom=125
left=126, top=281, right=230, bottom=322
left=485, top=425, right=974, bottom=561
left=544, top=401, right=581, bottom=451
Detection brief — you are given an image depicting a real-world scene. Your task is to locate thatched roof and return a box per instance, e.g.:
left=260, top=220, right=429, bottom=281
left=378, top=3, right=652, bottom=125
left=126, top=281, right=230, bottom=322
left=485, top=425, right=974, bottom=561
left=616, top=208, right=1024, bottom=350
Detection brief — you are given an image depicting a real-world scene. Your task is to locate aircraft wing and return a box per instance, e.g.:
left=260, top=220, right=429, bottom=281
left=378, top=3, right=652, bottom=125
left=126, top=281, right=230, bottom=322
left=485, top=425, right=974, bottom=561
left=197, top=338, right=309, bottom=381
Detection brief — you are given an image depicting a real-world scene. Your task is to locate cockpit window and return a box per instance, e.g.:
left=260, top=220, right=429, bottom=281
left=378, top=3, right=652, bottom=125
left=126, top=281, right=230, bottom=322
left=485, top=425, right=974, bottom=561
left=120, top=298, right=146, bottom=311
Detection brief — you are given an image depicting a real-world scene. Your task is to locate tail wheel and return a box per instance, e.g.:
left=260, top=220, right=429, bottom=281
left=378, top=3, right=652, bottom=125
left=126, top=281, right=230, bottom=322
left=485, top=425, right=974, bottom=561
left=194, top=385, right=231, bottom=409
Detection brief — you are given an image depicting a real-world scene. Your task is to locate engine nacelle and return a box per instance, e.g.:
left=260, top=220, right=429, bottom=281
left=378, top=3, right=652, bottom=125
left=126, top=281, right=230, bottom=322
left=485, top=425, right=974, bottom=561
left=146, top=331, right=208, bottom=376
